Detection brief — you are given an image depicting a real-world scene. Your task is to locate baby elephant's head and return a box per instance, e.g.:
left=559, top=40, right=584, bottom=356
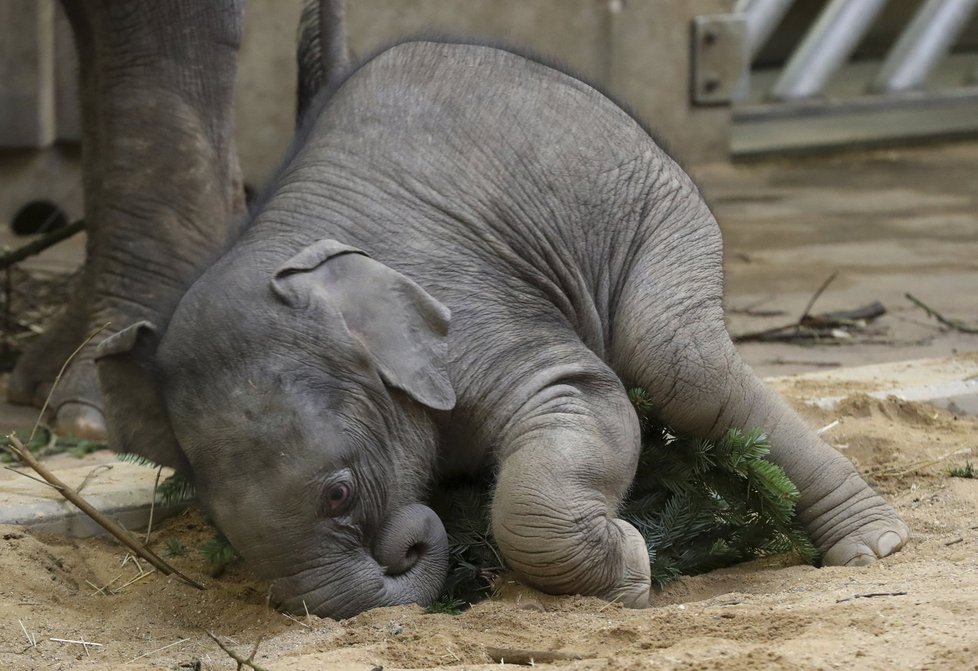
left=95, top=240, right=455, bottom=619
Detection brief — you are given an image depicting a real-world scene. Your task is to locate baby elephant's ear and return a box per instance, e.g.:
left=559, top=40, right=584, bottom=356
left=273, top=239, right=456, bottom=411
left=95, top=322, right=190, bottom=471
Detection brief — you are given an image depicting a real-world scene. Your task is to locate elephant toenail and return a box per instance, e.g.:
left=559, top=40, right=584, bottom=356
left=877, top=531, right=903, bottom=557
left=845, top=553, right=875, bottom=567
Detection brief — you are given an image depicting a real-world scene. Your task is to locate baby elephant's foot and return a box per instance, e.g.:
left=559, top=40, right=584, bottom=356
left=806, top=481, right=909, bottom=566
left=492, top=486, right=651, bottom=608
left=821, top=517, right=908, bottom=566
left=599, top=519, right=652, bottom=608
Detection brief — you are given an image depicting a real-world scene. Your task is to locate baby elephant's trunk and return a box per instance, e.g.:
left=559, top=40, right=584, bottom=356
left=272, top=503, right=450, bottom=620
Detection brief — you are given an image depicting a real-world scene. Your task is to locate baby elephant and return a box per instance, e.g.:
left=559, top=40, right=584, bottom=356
left=96, top=41, right=907, bottom=619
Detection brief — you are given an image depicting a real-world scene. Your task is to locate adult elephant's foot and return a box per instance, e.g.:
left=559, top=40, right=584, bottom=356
left=7, top=278, right=108, bottom=440
left=50, top=357, right=107, bottom=440
left=9, top=336, right=107, bottom=440
left=802, top=478, right=909, bottom=566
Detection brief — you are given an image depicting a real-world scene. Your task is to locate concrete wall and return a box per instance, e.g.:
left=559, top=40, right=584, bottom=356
left=238, top=0, right=733, bottom=185
left=1, top=0, right=732, bottom=228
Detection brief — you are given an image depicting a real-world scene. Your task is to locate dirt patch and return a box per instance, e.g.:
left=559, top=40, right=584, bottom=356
left=2, top=387, right=977, bottom=670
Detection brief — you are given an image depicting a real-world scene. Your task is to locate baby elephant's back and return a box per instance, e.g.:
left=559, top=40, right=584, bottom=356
left=292, top=41, right=671, bottom=260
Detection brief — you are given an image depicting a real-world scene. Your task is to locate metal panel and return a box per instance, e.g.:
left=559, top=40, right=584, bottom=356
left=768, top=0, right=888, bottom=101
left=735, top=0, right=795, bottom=61
left=731, top=87, right=978, bottom=157
left=691, top=14, right=749, bottom=104
left=869, top=0, right=978, bottom=93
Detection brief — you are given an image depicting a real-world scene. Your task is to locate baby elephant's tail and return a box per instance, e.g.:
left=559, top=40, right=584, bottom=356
left=296, top=0, right=353, bottom=124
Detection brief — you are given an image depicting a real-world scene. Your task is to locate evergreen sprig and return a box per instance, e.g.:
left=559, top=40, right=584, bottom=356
left=433, top=386, right=818, bottom=606
left=620, top=412, right=818, bottom=586
left=115, top=453, right=197, bottom=506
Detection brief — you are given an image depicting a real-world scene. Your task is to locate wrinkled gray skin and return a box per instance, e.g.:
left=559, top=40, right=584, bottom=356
left=7, top=0, right=246, bottom=438
left=7, top=0, right=348, bottom=441
left=96, top=42, right=908, bottom=620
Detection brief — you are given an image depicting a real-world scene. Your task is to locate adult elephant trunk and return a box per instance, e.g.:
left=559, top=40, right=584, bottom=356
left=271, top=504, right=450, bottom=620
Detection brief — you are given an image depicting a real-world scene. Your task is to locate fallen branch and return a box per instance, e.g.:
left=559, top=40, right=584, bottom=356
left=0, top=220, right=86, bottom=271
left=1, top=320, right=205, bottom=589
left=905, top=293, right=978, bottom=334
left=4, top=433, right=205, bottom=590
left=206, top=631, right=270, bottom=671
left=734, top=302, right=886, bottom=343
left=733, top=271, right=890, bottom=343
left=485, top=646, right=594, bottom=665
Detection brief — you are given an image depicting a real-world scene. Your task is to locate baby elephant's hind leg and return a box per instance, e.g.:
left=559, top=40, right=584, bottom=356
left=491, top=367, right=651, bottom=607
left=612, top=270, right=908, bottom=566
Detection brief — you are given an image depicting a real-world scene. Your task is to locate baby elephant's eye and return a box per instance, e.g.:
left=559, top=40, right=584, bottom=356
left=322, top=480, right=353, bottom=517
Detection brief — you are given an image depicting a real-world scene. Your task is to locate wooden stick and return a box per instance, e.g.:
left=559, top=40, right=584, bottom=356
left=4, top=433, right=205, bottom=590
left=799, top=271, right=838, bottom=322
left=0, top=220, right=86, bottom=270
left=128, top=638, right=189, bottom=663
left=905, top=293, right=978, bottom=334
left=206, top=631, right=271, bottom=671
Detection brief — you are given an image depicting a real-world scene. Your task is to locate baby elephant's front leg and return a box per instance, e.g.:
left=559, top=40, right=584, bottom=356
left=490, top=379, right=651, bottom=607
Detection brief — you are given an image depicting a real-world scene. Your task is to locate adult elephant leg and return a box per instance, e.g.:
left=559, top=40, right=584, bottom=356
left=610, top=205, right=908, bottom=566
left=490, top=359, right=651, bottom=607
left=7, top=0, right=246, bottom=438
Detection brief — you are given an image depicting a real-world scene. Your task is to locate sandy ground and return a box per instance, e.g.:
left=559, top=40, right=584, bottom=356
left=1, top=383, right=977, bottom=670
left=1, top=143, right=977, bottom=669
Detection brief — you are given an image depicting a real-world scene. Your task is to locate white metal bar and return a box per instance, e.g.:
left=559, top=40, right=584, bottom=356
left=869, top=0, right=978, bottom=93
left=769, top=0, right=888, bottom=101
left=735, top=0, right=795, bottom=61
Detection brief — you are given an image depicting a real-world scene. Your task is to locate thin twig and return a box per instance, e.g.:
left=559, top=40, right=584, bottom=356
left=145, top=465, right=163, bottom=544
left=49, top=637, right=104, bottom=656
left=206, top=631, right=271, bottom=671
left=944, top=537, right=963, bottom=546
left=128, top=638, right=189, bottom=663
left=86, top=575, right=124, bottom=596
left=0, top=220, right=86, bottom=271
left=905, top=293, right=978, bottom=334
left=817, top=420, right=840, bottom=435
left=876, top=447, right=975, bottom=477
left=4, top=433, right=205, bottom=590
left=29, top=323, right=110, bottom=445
left=76, top=464, right=112, bottom=495
left=836, top=591, right=907, bottom=603
left=3, top=466, right=60, bottom=489
left=119, top=567, right=157, bottom=590
left=282, top=612, right=311, bottom=629
left=18, top=619, right=37, bottom=648
left=800, top=271, right=839, bottom=322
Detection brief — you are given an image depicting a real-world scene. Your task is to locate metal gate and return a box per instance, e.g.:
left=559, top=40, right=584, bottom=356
left=692, top=0, right=978, bottom=157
